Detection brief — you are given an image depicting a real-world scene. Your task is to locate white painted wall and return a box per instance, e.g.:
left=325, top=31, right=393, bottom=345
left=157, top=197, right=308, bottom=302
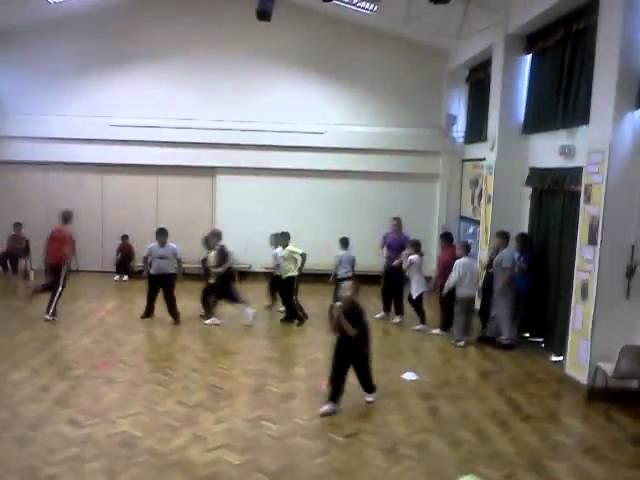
left=445, top=3, right=593, bottom=239
left=589, top=0, right=640, bottom=368
left=216, top=170, right=439, bottom=272
left=0, top=164, right=216, bottom=270
left=0, top=0, right=450, bottom=273
left=0, top=0, right=447, bottom=173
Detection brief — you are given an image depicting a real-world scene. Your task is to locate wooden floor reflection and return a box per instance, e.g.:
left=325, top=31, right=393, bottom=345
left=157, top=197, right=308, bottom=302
left=0, top=273, right=638, bottom=480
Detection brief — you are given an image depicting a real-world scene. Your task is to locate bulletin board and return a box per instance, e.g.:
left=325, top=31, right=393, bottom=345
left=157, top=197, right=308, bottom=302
left=566, top=150, right=608, bottom=382
left=460, top=159, right=486, bottom=221
left=477, top=164, right=494, bottom=305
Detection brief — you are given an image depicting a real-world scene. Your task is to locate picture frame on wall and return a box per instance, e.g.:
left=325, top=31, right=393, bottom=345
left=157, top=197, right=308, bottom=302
left=460, top=159, right=485, bottom=221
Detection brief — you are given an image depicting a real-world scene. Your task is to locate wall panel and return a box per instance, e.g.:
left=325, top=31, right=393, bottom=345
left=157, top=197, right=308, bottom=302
left=157, top=173, right=214, bottom=264
left=45, top=166, right=103, bottom=271
left=0, top=165, right=49, bottom=269
left=101, top=170, right=159, bottom=270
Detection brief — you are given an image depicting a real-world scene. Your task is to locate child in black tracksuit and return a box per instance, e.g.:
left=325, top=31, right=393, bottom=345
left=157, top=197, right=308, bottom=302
left=319, top=281, right=376, bottom=417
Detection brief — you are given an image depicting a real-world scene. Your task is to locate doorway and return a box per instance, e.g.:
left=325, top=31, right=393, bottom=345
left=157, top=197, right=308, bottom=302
left=524, top=167, right=582, bottom=357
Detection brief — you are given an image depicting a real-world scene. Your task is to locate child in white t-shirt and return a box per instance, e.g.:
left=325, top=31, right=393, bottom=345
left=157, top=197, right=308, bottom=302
left=402, top=239, right=428, bottom=331
left=443, top=241, right=480, bottom=347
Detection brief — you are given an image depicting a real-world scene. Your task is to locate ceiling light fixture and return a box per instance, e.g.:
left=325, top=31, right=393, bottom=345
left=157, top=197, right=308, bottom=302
left=322, top=0, right=381, bottom=15
left=47, top=0, right=67, bottom=4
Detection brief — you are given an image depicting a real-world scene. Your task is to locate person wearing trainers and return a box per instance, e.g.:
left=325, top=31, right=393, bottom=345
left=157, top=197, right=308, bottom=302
left=320, top=281, right=376, bottom=417
left=403, top=239, right=428, bottom=331
left=140, top=227, right=182, bottom=325
left=375, top=217, right=409, bottom=324
left=114, top=234, right=135, bottom=282
left=33, top=210, right=76, bottom=322
left=201, top=229, right=256, bottom=327
left=442, top=241, right=479, bottom=347
left=279, top=232, right=308, bottom=326
left=0, top=221, right=30, bottom=276
left=430, top=231, right=457, bottom=336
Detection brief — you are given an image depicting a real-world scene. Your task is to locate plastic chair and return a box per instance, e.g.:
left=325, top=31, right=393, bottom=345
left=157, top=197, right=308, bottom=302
left=589, top=345, right=640, bottom=393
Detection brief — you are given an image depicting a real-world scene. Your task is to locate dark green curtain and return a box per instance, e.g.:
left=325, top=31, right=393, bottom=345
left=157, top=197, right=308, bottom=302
left=525, top=168, right=582, bottom=355
left=523, top=1, right=599, bottom=134
left=523, top=44, right=565, bottom=134
left=464, top=60, right=491, bottom=144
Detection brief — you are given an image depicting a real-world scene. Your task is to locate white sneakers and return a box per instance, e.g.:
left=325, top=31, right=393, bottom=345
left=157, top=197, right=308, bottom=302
left=411, top=325, right=427, bottom=332
left=430, top=328, right=446, bottom=336
left=373, top=312, right=404, bottom=325
left=375, top=312, right=403, bottom=325
left=204, top=307, right=256, bottom=327
left=244, top=307, right=256, bottom=326
left=114, top=275, right=121, bottom=282
left=122, top=275, right=129, bottom=281
left=114, top=275, right=129, bottom=282
left=453, top=340, right=467, bottom=348
left=550, top=354, right=564, bottom=363
left=319, top=402, right=338, bottom=417
left=44, top=314, right=57, bottom=322
left=319, top=395, right=376, bottom=417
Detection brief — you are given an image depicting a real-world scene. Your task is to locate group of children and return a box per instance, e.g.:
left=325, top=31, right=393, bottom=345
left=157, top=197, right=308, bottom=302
left=3, top=212, right=531, bottom=418
left=372, top=218, right=480, bottom=347
left=477, top=230, right=533, bottom=349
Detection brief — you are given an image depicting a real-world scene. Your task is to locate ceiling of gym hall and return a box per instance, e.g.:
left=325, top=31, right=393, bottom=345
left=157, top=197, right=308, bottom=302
left=0, top=0, right=509, bottom=50
left=0, top=0, right=518, bottom=50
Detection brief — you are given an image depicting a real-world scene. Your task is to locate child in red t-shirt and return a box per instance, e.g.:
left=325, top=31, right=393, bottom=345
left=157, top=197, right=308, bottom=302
left=114, top=234, right=135, bottom=282
left=33, top=210, right=75, bottom=322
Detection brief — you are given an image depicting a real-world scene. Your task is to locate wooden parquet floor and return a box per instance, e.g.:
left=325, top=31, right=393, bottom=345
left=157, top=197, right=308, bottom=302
left=0, top=274, right=639, bottom=480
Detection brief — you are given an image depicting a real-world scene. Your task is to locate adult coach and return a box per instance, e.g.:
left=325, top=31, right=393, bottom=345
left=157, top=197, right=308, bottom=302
left=375, top=217, right=410, bottom=324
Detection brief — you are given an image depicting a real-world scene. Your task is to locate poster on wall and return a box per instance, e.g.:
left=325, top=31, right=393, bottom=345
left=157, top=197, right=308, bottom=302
left=460, top=160, right=485, bottom=221
left=479, top=164, right=494, bottom=253
left=476, top=163, right=494, bottom=306
left=566, top=150, right=609, bottom=382
left=459, top=218, right=480, bottom=259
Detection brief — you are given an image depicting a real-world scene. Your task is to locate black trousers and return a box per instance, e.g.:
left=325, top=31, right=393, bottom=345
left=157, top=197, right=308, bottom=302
left=439, top=286, right=455, bottom=332
left=514, top=289, right=530, bottom=335
left=268, top=273, right=281, bottom=305
left=143, top=274, right=179, bottom=320
left=478, top=271, right=494, bottom=332
left=408, top=292, right=426, bottom=325
left=328, top=336, right=376, bottom=404
left=381, top=265, right=405, bottom=316
left=115, top=255, right=133, bottom=276
left=201, top=272, right=243, bottom=317
left=34, top=264, right=68, bottom=317
left=0, top=251, right=20, bottom=275
left=280, top=276, right=307, bottom=322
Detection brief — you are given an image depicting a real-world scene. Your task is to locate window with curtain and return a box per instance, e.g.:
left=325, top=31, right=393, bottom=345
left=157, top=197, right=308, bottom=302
left=464, top=59, right=491, bottom=144
left=523, top=1, right=599, bottom=134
